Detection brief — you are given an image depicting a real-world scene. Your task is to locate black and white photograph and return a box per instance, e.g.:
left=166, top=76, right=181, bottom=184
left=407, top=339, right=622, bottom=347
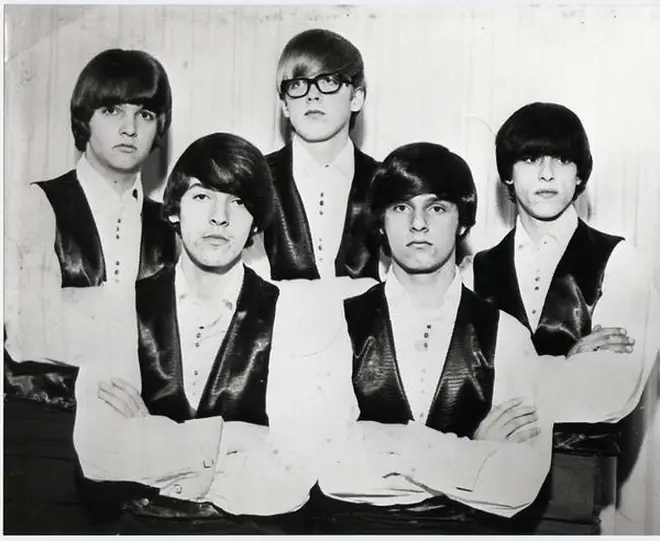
left=3, top=2, right=660, bottom=536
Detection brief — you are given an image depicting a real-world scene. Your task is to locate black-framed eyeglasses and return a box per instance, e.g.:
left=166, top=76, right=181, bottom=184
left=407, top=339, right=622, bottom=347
left=280, top=73, right=351, bottom=99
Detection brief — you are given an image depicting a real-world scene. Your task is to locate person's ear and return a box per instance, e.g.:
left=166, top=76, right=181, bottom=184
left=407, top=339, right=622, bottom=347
left=503, top=178, right=514, bottom=185
left=281, top=99, right=291, bottom=118
left=168, top=215, right=180, bottom=224
left=458, top=225, right=468, bottom=238
left=350, top=87, right=365, bottom=113
left=576, top=177, right=582, bottom=186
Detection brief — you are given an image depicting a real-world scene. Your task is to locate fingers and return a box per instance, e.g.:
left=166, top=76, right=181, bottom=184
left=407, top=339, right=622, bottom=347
left=508, top=425, right=542, bottom=443
left=98, top=382, right=135, bottom=417
left=500, top=406, right=539, bottom=439
left=474, top=398, right=525, bottom=439
left=569, top=327, right=635, bottom=356
left=109, top=378, right=149, bottom=416
left=97, top=379, right=148, bottom=418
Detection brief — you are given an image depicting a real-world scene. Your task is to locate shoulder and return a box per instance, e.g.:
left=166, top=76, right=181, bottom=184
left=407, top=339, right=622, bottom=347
left=244, top=266, right=280, bottom=301
left=354, top=146, right=380, bottom=176
left=473, top=230, right=514, bottom=264
left=266, top=144, right=290, bottom=169
left=344, top=281, right=385, bottom=315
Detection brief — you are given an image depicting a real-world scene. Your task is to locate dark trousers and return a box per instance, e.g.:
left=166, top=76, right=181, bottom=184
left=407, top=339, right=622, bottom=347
left=3, top=398, right=101, bottom=534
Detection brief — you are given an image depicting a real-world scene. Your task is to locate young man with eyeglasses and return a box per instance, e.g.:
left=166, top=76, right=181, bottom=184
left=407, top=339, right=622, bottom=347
left=244, top=28, right=381, bottom=282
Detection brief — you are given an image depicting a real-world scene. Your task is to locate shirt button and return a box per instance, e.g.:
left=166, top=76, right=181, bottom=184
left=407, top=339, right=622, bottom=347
left=203, top=459, right=214, bottom=469
left=534, top=286, right=540, bottom=291
left=116, top=234, right=120, bottom=240
left=196, top=332, right=201, bottom=338
left=532, top=309, right=537, bottom=315
left=318, top=245, right=323, bottom=251
left=193, top=370, right=199, bottom=376
left=114, top=269, right=119, bottom=276
left=174, top=484, right=182, bottom=494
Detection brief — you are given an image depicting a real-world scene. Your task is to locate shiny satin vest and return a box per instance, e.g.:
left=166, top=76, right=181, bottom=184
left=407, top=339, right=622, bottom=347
left=4, top=172, right=178, bottom=409
left=35, top=170, right=178, bottom=287
left=345, top=284, right=499, bottom=437
left=472, top=219, right=623, bottom=357
left=263, top=144, right=380, bottom=281
left=136, top=266, right=278, bottom=425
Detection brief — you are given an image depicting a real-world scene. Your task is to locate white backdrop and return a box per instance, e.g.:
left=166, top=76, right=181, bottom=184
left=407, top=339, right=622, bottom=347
left=4, top=4, right=660, bottom=533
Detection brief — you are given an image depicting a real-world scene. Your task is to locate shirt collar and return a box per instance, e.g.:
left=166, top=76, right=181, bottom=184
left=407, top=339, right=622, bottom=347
left=385, top=266, right=463, bottom=322
left=292, top=133, right=355, bottom=181
left=514, top=205, right=578, bottom=251
left=76, top=154, right=144, bottom=207
left=175, top=259, right=244, bottom=322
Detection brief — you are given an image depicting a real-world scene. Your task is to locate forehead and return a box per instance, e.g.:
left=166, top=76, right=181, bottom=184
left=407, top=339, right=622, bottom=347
left=280, top=56, right=326, bottom=80
left=391, top=193, right=447, bottom=206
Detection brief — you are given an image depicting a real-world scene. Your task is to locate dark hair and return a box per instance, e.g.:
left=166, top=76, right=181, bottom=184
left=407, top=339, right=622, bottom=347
left=163, top=133, right=275, bottom=247
left=276, top=28, right=365, bottom=130
left=371, top=142, right=477, bottom=256
left=70, top=49, right=172, bottom=152
left=495, top=102, right=593, bottom=201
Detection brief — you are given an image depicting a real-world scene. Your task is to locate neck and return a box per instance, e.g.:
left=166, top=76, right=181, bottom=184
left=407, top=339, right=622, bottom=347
left=296, top=128, right=350, bottom=165
left=179, top=250, right=241, bottom=305
left=517, top=205, right=572, bottom=245
left=84, top=151, right=139, bottom=195
left=391, top=259, right=457, bottom=309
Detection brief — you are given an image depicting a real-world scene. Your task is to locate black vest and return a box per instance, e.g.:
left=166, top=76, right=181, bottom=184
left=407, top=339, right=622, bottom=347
left=136, top=266, right=278, bottom=425
left=473, top=219, right=624, bottom=454
left=4, top=171, right=178, bottom=409
left=35, top=170, right=178, bottom=287
left=345, top=284, right=499, bottom=438
left=263, top=143, right=380, bottom=281
left=473, top=219, right=623, bottom=357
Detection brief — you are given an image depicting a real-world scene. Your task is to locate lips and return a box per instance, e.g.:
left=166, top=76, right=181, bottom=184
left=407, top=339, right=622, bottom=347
left=407, top=240, right=432, bottom=247
left=535, top=189, right=558, bottom=199
left=114, top=144, right=137, bottom=152
left=305, top=109, right=325, bottom=117
left=203, top=234, right=230, bottom=244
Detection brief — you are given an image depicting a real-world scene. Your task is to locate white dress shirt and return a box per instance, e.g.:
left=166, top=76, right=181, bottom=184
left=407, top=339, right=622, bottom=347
left=461, top=205, right=660, bottom=422
left=318, top=267, right=658, bottom=518
left=243, top=136, right=355, bottom=280
left=4, top=156, right=144, bottom=366
left=73, top=264, right=339, bottom=516
left=175, top=261, right=243, bottom=410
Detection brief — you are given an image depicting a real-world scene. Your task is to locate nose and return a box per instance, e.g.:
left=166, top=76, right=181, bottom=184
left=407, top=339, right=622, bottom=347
left=120, top=113, right=137, bottom=137
left=410, top=208, right=429, bottom=232
left=305, top=82, right=322, bottom=101
left=209, top=199, right=229, bottom=226
left=539, top=156, right=554, bottom=181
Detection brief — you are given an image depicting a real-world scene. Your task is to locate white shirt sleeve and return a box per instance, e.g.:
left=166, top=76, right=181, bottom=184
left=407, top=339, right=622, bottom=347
left=72, top=324, right=225, bottom=502
left=4, top=183, right=135, bottom=367
left=202, top=284, right=345, bottom=516
left=534, top=241, right=660, bottom=423
left=318, top=313, right=552, bottom=518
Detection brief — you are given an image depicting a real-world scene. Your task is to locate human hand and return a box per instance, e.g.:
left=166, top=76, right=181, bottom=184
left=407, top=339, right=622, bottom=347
left=97, top=378, right=149, bottom=418
left=567, top=325, right=635, bottom=357
left=474, top=398, right=540, bottom=443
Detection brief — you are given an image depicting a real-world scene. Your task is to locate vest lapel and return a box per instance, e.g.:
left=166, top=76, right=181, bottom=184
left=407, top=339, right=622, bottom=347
left=195, top=268, right=278, bottom=425
left=533, top=220, right=623, bottom=355
left=137, top=267, right=194, bottom=422
left=473, top=230, right=530, bottom=329
left=265, top=144, right=319, bottom=280
left=346, top=284, right=413, bottom=423
left=425, top=287, right=498, bottom=438
left=35, top=171, right=106, bottom=287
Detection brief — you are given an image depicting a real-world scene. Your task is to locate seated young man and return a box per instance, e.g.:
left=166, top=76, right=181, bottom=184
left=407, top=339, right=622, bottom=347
left=73, top=133, right=328, bottom=534
left=3, top=48, right=176, bottom=533
left=466, top=102, right=660, bottom=532
left=306, top=142, right=657, bottom=535
left=244, top=28, right=381, bottom=282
